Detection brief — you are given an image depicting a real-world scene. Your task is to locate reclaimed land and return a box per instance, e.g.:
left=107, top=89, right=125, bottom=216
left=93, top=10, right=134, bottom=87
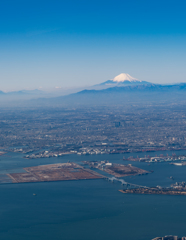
left=7, top=162, right=105, bottom=183
left=83, top=161, right=150, bottom=177
left=103, top=164, right=149, bottom=177
left=119, top=188, right=186, bottom=195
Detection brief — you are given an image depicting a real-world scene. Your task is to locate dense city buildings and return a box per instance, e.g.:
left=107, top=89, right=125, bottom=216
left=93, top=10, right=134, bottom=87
left=1, top=104, right=186, bottom=157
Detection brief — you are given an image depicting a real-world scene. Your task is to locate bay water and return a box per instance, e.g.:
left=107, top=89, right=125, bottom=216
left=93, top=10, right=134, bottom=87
left=0, top=151, right=186, bottom=240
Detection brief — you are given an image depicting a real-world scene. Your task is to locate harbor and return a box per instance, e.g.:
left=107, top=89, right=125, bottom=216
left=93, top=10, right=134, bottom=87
left=124, top=154, right=186, bottom=163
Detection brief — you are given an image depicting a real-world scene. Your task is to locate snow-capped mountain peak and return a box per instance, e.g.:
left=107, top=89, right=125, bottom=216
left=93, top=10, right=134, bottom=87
left=112, top=73, right=140, bottom=82
left=91, top=73, right=150, bottom=90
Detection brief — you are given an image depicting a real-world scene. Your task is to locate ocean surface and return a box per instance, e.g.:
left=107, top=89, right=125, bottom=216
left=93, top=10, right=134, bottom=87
left=0, top=150, right=186, bottom=240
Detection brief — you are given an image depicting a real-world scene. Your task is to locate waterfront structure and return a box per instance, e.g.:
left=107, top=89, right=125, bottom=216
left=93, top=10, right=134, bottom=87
left=152, top=236, right=186, bottom=240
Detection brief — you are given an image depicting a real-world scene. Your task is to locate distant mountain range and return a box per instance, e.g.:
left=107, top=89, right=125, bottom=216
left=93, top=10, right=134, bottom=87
left=1, top=73, right=186, bottom=107
left=0, top=89, right=43, bottom=95
left=80, top=82, right=186, bottom=94
left=29, top=83, right=186, bottom=108
left=0, top=89, right=45, bottom=103
left=43, top=73, right=186, bottom=106
left=79, top=73, right=186, bottom=94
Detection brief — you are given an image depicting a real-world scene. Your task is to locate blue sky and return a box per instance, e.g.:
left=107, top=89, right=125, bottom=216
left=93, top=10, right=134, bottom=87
left=0, top=0, right=186, bottom=91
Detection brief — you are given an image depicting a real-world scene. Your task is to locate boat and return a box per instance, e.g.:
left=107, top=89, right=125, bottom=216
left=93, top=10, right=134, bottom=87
left=172, top=163, right=183, bottom=166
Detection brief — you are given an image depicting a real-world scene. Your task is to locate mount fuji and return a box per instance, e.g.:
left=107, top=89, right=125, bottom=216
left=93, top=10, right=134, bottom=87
left=92, top=73, right=150, bottom=90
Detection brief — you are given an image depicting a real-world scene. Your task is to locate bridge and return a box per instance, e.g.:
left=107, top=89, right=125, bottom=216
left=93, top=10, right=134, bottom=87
left=107, top=177, right=149, bottom=188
